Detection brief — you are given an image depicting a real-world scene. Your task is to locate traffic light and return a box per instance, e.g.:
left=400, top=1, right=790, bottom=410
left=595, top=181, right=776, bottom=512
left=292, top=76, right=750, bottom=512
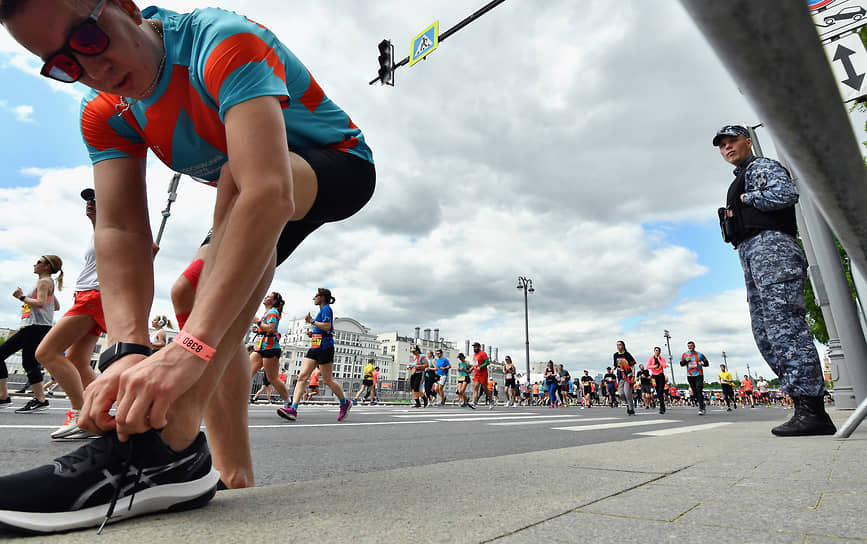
left=377, top=39, right=394, bottom=86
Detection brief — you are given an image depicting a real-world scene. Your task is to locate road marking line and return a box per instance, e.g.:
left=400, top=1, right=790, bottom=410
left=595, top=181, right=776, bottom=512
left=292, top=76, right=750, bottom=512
left=489, top=417, right=618, bottom=426
left=248, top=421, right=423, bottom=429
left=0, top=425, right=58, bottom=429
left=393, top=412, right=535, bottom=418
left=433, top=414, right=590, bottom=422
left=552, top=419, right=679, bottom=432
left=634, top=422, right=732, bottom=436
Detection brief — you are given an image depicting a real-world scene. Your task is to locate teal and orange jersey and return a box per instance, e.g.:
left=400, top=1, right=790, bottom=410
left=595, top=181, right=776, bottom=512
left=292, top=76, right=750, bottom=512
left=80, top=6, right=372, bottom=183
left=253, top=308, right=280, bottom=351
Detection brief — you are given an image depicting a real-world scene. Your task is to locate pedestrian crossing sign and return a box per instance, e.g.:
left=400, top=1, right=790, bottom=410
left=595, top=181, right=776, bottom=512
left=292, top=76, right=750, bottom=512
left=409, top=21, right=439, bottom=67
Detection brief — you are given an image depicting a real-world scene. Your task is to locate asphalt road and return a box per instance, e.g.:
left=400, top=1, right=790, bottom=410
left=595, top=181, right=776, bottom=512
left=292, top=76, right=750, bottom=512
left=0, top=397, right=789, bottom=486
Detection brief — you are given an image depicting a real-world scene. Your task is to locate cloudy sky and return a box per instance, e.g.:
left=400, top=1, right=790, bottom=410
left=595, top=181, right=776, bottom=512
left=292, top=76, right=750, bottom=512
left=0, top=1, right=861, bottom=381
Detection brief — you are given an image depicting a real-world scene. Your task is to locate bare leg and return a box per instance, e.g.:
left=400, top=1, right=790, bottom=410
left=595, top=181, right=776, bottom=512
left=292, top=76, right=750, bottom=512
left=249, top=351, right=264, bottom=378
left=317, top=362, right=344, bottom=400
left=34, top=315, right=96, bottom=409
left=203, top=344, right=254, bottom=488
left=262, top=357, right=289, bottom=400
left=291, top=359, right=318, bottom=406
left=171, top=245, right=260, bottom=489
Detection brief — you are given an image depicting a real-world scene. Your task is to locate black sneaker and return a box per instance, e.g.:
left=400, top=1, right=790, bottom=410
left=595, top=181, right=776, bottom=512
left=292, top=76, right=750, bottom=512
left=0, top=397, right=11, bottom=408
left=0, top=429, right=219, bottom=534
left=14, top=398, right=49, bottom=414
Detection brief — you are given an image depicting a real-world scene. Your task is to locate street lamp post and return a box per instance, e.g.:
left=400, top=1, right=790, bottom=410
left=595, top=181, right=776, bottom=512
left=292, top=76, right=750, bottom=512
left=517, top=276, right=535, bottom=387
left=664, top=330, right=675, bottom=386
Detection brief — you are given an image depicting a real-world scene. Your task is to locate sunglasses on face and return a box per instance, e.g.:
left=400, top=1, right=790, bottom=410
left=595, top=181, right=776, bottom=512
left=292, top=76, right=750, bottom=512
left=40, top=0, right=110, bottom=83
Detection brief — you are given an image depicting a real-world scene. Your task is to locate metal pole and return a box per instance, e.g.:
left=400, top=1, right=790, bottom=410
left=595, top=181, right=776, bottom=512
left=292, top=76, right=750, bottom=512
left=794, top=177, right=867, bottom=406
left=154, top=173, right=181, bottom=247
left=664, top=331, right=675, bottom=386
left=523, top=285, right=530, bottom=386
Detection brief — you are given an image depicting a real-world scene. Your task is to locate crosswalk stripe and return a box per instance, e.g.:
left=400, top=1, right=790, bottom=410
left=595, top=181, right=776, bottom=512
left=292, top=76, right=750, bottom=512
left=634, top=422, right=732, bottom=436
left=489, top=417, right=617, bottom=426
left=552, top=419, right=678, bottom=432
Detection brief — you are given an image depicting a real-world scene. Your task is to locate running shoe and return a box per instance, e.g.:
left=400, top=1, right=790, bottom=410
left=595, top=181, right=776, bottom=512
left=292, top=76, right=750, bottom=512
left=0, top=429, right=218, bottom=534
left=338, top=400, right=352, bottom=421
left=698, top=409, right=706, bottom=416
left=51, top=410, right=82, bottom=439
left=14, top=398, right=49, bottom=414
left=467, top=402, right=476, bottom=410
left=63, top=427, right=100, bottom=440
left=0, top=397, right=11, bottom=408
left=276, top=405, right=297, bottom=421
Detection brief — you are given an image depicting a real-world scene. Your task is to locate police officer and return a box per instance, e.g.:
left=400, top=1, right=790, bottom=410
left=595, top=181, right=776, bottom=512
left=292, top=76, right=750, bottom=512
left=714, top=124, right=835, bottom=436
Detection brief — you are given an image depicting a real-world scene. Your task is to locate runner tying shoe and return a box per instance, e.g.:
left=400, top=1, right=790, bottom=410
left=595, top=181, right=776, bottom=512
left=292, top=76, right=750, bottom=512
left=277, top=288, right=352, bottom=422
left=0, top=0, right=374, bottom=533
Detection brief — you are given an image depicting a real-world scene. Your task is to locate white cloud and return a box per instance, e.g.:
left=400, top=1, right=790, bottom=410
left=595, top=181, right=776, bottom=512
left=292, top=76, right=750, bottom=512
left=12, top=104, right=33, bottom=123
left=0, top=0, right=832, bottom=383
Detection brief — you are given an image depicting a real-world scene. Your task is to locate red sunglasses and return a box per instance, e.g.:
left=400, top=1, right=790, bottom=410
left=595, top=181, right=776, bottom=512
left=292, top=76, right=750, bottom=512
left=40, top=0, right=110, bottom=83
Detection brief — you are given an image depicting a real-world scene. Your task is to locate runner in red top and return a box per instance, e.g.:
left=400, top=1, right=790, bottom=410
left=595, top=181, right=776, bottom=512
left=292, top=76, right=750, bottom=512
left=470, top=342, right=494, bottom=410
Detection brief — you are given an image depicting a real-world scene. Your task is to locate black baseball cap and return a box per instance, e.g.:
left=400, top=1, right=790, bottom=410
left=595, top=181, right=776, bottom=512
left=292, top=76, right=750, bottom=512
left=472, top=342, right=481, bottom=347
left=80, top=188, right=95, bottom=201
left=712, top=125, right=750, bottom=146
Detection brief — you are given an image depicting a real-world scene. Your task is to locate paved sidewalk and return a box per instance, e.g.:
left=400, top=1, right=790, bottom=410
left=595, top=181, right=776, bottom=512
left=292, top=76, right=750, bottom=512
left=9, top=409, right=866, bottom=543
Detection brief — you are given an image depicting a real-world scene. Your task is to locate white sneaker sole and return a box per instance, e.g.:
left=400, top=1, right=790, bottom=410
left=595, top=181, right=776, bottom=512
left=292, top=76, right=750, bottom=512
left=0, top=468, right=220, bottom=534
left=50, top=424, right=81, bottom=439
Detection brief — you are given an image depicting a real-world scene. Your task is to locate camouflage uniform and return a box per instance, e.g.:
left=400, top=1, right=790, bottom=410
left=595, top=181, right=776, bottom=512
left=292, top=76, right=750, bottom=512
left=734, top=156, right=825, bottom=397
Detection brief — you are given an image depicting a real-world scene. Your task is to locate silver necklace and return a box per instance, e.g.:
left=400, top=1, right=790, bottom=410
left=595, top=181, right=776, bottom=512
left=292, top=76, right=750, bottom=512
left=140, top=20, right=165, bottom=99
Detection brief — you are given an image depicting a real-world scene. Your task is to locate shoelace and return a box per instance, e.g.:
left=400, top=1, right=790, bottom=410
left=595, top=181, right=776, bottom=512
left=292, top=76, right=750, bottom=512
left=97, top=439, right=142, bottom=535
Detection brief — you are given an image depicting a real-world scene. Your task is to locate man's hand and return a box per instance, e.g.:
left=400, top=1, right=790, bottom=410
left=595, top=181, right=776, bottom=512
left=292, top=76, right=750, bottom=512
left=79, top=355, right=147, bottom=434
left=113, top=344, right=207, bottom=441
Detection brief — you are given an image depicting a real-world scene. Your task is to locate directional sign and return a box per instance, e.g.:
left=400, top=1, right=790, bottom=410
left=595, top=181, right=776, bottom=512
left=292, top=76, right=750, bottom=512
left=811, top=0, right=867, bottom=42
left=409, top=21, right=439, bottom=67
left=823, top=31, right=867, bottom=101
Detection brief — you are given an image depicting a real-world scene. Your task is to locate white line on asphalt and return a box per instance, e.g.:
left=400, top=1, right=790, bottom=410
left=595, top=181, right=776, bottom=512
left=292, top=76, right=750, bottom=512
left=0, top=425, right=58, bottom=429
left=393, top=412, right=540, bottom=419
left=489, top=417, right=618, bottom=426
left=634, top=422, right=733, bottom=436
left=435, top=415, right=605, bottom=423
left=552, top=419, right=679, bottom=432
left=248, top=421, right=425, bottom=429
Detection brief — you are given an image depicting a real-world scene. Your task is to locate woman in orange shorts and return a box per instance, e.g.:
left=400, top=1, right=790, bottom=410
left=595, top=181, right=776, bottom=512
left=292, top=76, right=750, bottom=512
left=35, top=190, right=103, bottom=439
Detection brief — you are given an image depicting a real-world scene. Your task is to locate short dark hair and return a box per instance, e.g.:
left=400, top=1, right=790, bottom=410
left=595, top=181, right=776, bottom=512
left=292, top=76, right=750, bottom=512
left=0, top=0, right=27, bottom=23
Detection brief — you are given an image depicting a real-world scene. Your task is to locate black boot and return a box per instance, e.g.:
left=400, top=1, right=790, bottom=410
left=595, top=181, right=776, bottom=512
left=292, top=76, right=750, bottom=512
left=771, top=396, right=836, bottom=436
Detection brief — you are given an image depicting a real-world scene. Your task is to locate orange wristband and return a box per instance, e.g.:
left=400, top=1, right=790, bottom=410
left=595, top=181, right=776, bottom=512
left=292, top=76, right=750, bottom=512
left=175, top=331, right=215, bottom=362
